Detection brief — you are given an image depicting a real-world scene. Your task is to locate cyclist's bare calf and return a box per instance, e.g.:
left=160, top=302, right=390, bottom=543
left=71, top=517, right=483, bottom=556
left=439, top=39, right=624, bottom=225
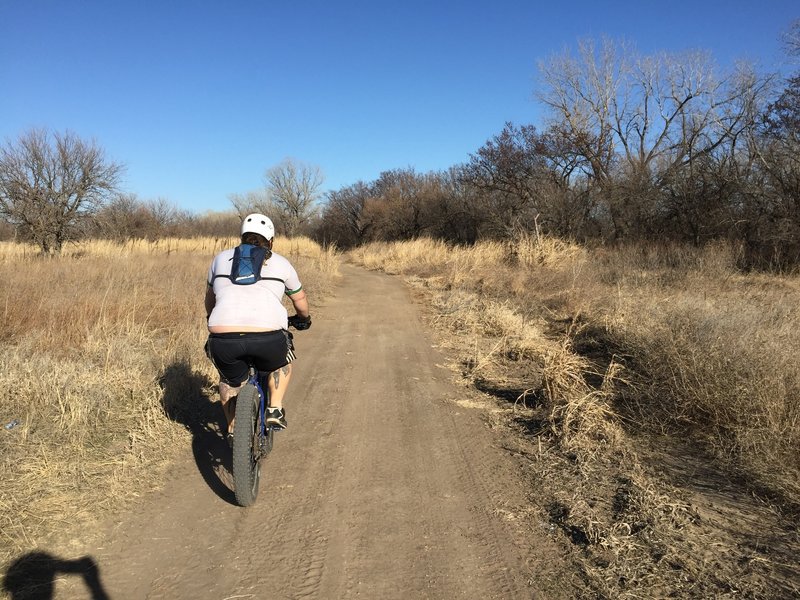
left=219, top=380, right=244, bottom=432
left=219, top=362, right=291, bottom=433
left=267, top=363, right=292, bottom=409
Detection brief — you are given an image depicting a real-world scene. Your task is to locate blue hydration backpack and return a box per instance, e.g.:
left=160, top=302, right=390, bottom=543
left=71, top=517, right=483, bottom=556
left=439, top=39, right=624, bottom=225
left=229, top=243, right=269, bottom=285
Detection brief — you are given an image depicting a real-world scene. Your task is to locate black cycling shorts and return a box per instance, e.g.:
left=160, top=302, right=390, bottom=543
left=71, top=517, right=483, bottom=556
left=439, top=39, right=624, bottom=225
left=205, top=330, right=296, bottom=386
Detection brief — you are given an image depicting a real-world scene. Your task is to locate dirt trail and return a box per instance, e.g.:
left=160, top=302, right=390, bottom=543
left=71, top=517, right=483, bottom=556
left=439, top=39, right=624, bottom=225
left=56, top=265, right=545, bottom=599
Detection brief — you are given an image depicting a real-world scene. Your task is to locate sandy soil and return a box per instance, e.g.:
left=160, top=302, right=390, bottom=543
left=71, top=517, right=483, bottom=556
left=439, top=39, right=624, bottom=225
left=41, top=265, right=562, bottom=599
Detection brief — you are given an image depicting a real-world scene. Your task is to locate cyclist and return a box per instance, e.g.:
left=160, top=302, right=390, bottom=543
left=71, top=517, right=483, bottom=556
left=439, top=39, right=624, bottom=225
left=204, top=213, right=311, bottom=442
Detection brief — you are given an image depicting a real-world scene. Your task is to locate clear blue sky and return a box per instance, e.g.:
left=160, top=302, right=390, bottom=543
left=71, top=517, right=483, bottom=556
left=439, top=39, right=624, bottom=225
left=1, top=1, right=797, bottom=213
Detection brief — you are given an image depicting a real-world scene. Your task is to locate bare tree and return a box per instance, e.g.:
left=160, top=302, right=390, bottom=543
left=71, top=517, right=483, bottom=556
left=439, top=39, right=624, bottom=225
left=782, top=18, right=800, bottom=60
left=318, top=181, right=373, bottom=247
left=0, top=129, right=123, bottom=254
left=264, top=159, right=324, bottom=236
left=95, top=193, right=147, bottom=240
left=228, top=190, right=271, bottom=219
left=463, top=122, right=596, bottom=237
left=95, top=194, right=194, bottom=240
left=537, top=38, right=770, bottom=239
left=416, top=168, right=482, bottom=244
left=193, top=210, right=240, bottom=238
left=537, top=38, right=625, bottom=184
left=148, top=197, right=191, bottom=230
left=742, top=23, right=800, bottom=265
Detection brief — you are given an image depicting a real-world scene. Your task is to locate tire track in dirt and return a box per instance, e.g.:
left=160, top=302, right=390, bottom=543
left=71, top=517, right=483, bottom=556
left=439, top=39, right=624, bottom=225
left=57, top=263, right=539, bottom=599
left=225, top=313, right=354, bottom=599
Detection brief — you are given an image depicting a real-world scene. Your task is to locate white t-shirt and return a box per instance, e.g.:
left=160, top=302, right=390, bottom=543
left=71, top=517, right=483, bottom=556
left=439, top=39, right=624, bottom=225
left=207, top=248, right=302, bottom=331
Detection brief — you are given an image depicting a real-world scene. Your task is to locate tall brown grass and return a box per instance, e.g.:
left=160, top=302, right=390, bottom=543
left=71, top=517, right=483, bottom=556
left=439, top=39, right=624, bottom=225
left=0, top=236, right=339, bottom=569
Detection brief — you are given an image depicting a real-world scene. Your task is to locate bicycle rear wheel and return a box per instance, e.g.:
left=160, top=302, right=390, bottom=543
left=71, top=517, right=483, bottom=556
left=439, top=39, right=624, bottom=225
left=232, top=383, right=261, bottom=507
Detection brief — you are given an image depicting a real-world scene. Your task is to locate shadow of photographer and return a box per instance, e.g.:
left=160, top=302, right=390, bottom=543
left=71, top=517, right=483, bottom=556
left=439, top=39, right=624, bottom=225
left=2, top=552, right=109, bottom=600
left=158, top=359, right=236, bottom=505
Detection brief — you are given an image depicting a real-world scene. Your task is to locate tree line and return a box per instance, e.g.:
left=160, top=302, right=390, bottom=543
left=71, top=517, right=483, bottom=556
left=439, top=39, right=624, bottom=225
left=315, top=29, right=800, bottom=268
left=0, top=130, right=316, bottom=249
left=1, top=26, right=798, bottom=268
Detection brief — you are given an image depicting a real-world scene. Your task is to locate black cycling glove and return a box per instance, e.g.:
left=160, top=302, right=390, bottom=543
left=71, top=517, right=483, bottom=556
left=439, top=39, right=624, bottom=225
left=288, top=314, right=312, bottom=330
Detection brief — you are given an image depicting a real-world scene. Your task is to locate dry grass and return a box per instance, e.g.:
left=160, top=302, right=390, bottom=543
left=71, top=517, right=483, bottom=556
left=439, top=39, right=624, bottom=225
left=0, top=236, right=339, bottom=571
left=350, top=234, right=800, bottom=598
left=595, top=245, right=800, bottom=502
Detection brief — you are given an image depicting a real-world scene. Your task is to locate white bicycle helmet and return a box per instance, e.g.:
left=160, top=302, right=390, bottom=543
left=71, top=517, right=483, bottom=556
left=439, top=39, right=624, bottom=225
left=241, top=213, right=275, bottom=241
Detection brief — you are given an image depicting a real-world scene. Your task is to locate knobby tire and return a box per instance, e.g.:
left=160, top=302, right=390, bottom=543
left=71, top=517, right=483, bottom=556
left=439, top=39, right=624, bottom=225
left=232, top=383, right=260, bottom=507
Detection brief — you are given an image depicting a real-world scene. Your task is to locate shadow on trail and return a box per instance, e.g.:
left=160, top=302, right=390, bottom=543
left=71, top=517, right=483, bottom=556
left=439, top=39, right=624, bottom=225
left=2, top=552, right=109, bottom=600
left=159, top=359, right=237, bottom=505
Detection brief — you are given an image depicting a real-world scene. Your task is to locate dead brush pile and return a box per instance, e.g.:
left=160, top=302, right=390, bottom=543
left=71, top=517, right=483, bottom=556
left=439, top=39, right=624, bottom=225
left=350, top=236, right=800, bottom=598
left=0, top=236, right=339, bottom=570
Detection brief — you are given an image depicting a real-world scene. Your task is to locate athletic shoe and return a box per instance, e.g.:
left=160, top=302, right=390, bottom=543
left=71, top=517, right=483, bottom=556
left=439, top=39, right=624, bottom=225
left=266, top=407, right=287, bottom=430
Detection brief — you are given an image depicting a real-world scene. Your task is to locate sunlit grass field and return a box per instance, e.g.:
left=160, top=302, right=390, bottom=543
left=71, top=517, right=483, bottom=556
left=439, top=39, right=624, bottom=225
left=3, top=231, right=797, bottom=596
left=0, top=236, right=339, bottom=567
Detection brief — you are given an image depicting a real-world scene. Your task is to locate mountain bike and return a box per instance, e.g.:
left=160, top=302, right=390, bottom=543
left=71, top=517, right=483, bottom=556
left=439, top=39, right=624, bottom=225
left=231, top=367, right=274, bottom=507
left=231, top=317, right=309, bottom=507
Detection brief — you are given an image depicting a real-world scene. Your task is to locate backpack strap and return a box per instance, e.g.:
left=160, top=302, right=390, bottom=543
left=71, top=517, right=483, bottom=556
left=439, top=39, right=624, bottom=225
left=210, top=274, right=286, bottom=284
left=210, top=245, right=286, bottom=286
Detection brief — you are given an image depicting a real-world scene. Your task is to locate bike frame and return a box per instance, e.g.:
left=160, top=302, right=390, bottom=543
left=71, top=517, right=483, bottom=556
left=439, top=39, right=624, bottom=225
left=249, top=369, right=273, bottom=459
